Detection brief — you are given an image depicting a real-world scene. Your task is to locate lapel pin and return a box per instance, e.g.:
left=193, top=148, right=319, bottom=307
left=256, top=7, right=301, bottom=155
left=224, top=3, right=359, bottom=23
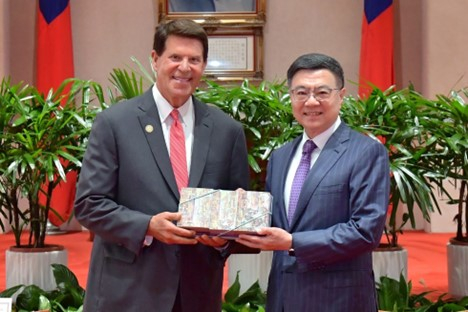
left=145, top=125, right=154, bottom=133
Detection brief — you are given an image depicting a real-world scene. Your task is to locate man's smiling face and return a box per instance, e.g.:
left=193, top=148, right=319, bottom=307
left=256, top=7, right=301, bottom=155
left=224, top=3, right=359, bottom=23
left=290, top=69, right=345, bottom=138
left=152, top=35, right=206, bottom=108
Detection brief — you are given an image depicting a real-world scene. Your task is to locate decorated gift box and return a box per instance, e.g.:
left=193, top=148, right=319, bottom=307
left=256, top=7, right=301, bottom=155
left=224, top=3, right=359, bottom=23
left=177, top=187, right=272, bottom=239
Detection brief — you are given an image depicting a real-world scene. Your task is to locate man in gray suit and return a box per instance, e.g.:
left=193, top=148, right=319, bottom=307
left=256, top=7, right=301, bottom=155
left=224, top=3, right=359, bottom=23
left=236, top=53, right=390, bottom=311
left=74, top=19, right=250, bottom=312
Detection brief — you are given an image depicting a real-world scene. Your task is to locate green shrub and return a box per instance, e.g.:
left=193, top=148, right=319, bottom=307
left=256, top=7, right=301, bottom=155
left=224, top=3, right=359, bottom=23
left=0, top=264, right=85, bottom=312
left=222, top=271, right=266, bottom=312
left=376, top=274, right=468, bottom=312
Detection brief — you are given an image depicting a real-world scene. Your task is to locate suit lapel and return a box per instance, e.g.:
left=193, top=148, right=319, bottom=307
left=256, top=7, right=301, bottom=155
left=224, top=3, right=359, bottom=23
left=137, top=90, right=179, bottom=198
left=290, top=124, right=350, bottom=228
left=189, top=98, right=212, bottom=187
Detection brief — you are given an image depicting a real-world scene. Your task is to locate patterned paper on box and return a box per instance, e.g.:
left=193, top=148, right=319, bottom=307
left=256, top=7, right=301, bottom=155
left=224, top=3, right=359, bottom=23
left=178, top=188, right=272, bottom=238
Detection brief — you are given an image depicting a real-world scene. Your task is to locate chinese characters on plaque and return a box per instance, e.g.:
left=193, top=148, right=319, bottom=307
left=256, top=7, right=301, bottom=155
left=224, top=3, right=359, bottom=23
left=207, top=37, right=249, bottom=70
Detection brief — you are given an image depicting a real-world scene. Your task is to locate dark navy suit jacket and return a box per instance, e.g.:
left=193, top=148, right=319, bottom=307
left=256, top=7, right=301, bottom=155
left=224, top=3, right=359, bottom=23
left=265, top=123, right=389, bottom=312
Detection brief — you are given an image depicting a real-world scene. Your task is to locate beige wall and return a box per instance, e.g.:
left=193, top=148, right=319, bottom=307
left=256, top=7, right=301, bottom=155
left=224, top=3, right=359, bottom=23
left=71, top=0, right=157, bottom=89
left=264, top=0, right=361, bottom=94
left=394, top=0, right=423, bottom=92
left=0, top=0, right=9, bottom=79
left=422, top=1, right=468, bottom=95
left=7, top=0, right=35, bottom=84
left=397, top=0, right=468, bottom=96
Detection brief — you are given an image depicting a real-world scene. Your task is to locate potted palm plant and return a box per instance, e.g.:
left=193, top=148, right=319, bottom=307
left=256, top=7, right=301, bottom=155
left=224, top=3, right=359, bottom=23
left=196, top=79, right=302, bottom=190
left=420, top=89, right=468, bottom=298
left=340, top=86, right=448, bottom=282
left=0, top=77, right=104, bottom=291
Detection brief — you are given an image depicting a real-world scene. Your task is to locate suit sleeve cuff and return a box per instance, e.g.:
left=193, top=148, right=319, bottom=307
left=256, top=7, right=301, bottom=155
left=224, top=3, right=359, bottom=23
left=143, top=235, right=153, bottom=247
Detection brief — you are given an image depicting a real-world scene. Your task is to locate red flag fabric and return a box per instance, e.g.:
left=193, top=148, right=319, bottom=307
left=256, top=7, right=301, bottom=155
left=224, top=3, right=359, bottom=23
left=358, top=0, right=394, bottom=98
left=36, top=0, right=76, bottom=226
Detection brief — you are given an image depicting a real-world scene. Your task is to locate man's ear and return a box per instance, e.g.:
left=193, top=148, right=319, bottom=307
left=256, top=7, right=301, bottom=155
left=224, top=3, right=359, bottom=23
left=339, top=87, right=346, bottom=100
left=151, top=50, right=159, bottom=72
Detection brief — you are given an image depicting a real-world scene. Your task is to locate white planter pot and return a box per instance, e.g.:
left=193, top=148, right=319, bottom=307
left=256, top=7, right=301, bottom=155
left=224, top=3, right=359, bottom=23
left=447, top=239, right=468, bottom=298
left=6, top=245, right=68, bottom=291
left=228, top=251, right=272, bottom=293
left=372, top=247, right=408, bottom=283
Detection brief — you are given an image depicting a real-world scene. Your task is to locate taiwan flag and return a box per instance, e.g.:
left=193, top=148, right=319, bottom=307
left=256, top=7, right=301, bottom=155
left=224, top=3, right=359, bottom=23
left=36, top=0, right=76, bottom=226
left=358, top=0, right=394, bottom=98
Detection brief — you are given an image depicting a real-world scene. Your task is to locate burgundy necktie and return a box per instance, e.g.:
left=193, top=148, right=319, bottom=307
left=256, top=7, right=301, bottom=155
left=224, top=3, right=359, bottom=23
left=288, top=140, right=316, bottom=224
left=170, top=110, right=188, bottom=192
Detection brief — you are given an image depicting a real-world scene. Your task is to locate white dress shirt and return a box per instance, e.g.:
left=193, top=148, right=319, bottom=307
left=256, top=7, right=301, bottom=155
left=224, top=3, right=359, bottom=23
left=152, top=85, right=195, bottom=173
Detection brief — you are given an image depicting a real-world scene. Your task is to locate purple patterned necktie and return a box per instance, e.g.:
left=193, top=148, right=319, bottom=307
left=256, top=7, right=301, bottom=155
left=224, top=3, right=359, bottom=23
left=288, top=140, right=316, bottom=224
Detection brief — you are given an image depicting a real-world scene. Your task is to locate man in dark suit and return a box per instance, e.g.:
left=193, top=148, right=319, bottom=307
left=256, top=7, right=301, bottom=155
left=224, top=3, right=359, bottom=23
left=74, top=19, right=250, bottom=312
left=236, top=53, right=390, bottom=312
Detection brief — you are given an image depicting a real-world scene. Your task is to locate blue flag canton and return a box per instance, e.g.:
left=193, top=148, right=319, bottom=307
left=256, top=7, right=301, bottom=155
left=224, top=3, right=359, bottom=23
left=364, top=0, right=392, bottom=24
left=39, top=0, right=69, bottom=24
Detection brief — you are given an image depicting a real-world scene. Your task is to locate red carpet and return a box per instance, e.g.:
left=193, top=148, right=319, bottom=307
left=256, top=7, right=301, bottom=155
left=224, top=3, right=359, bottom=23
left=0, top=230, right=453, bottom=299
left=397, top=231, right=452, bottom=299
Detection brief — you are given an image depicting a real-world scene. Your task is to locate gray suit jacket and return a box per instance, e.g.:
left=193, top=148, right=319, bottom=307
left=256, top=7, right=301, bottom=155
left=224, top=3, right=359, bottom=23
left=74, top=89, right=250, bottom=312
left=265, top=123, right=389, bottom=312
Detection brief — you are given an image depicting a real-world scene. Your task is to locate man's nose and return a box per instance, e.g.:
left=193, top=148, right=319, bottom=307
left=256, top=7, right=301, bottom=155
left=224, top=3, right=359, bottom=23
left=304, top=93, right=320, bottom=105
left=179, top=59, right=190, bottom=71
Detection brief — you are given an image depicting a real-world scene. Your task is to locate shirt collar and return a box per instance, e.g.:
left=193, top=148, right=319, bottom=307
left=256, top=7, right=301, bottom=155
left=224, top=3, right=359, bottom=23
left=151, top=84, right=193, bottom=124
left=301, top=117, right=341, bottom=150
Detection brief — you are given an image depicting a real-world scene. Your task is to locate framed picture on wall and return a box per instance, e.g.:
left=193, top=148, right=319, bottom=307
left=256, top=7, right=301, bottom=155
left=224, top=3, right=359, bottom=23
left=158, top=0, right=266, bottom=27
left=203, top=27, right=263, bottom=81
left=157, top=0, right=265, bottom=80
